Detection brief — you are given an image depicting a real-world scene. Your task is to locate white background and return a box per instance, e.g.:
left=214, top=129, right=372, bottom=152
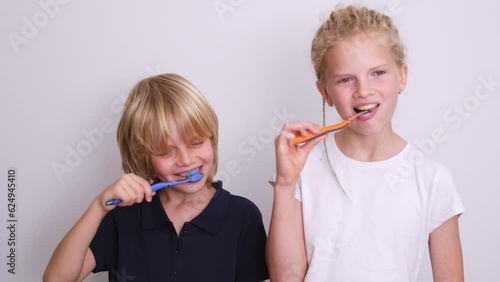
left=1, top=0, right=499, bottom=281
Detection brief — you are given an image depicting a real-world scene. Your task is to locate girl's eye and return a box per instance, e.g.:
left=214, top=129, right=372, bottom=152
left=374, top=70, right=386, bottom=76
left=337, top=77, right=351, bottom=84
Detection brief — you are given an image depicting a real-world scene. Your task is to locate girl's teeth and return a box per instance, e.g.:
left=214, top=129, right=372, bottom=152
left=355, top=104, right=378, bottom=111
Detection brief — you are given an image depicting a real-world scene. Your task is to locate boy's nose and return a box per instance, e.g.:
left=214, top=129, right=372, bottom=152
left=177, top=148, right=195, bottom=166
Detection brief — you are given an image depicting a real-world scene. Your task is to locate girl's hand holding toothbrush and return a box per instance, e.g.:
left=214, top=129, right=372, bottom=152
left=274, top=122, right=326, bottom=188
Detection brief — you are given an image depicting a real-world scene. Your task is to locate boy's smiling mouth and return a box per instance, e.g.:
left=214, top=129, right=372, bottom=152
left=175, top=166, right=202, bottom=178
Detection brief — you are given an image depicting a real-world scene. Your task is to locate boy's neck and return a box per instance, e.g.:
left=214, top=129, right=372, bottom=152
left=161, top=185, right=215, bottom=215
left=161, top=184, right=215, bottom=205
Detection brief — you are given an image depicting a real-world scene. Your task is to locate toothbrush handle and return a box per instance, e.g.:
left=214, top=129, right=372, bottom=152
left=151, top=181, right=177, bottom=192
left=152, top=179, right=191, bottom=191
left=105, top=199, right=122, bottom=206
left=104, top=180, right=186, bottom=206
left=294, top=119, right=350, bottom=145
left=292, top=111, right=367, bottom=145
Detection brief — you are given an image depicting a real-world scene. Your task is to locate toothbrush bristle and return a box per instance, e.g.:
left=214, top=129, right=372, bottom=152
left=357, top=109, right=372, bottom=117
left=188, top=171, right=204, bottom=182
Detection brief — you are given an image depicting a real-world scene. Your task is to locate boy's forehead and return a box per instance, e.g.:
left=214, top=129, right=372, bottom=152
left=152, top=127, right=206, bottom=144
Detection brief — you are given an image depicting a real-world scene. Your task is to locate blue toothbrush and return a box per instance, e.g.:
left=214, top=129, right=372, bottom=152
left=104, top=170, right=204, bottom=206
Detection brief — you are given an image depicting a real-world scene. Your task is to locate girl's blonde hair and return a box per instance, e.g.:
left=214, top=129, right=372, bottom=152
left=117, top=73, right=218, bottom=184
left=311, top=5, right=406, bottom=84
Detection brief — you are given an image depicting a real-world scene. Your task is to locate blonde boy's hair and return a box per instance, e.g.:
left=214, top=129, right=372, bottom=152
left=311, top=5, right=407, bottom=84
left=117, top=73, right=218, bottom=184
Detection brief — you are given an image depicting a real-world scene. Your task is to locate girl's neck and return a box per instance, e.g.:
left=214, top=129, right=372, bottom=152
left=334, top=128, right=407, bottom=162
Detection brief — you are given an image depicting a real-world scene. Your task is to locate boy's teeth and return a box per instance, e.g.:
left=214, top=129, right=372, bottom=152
left=178, top=169, right=198, bottom=177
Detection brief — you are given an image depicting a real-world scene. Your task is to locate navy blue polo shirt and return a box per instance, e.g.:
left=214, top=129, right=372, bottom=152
left=90, top=181, right=269, bottom=282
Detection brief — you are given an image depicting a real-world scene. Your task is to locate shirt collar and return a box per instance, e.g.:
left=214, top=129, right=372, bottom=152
left=141, top=181, right=230, bottom=235
left=140, top=190, right=169, bottom=230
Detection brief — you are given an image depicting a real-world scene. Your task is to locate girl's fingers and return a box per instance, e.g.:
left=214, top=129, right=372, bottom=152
left=281, top=132, right=297, bottom=146
left=274, top=122, right=325, bottom=186
left=277, top=122, right=323, bottom=149
left=300, top=133, right=327, bottom=153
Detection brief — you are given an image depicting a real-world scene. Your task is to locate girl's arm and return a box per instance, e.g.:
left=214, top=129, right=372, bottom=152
left=266, top=122, right=325, bottom=282
left=429, top=215, right=464, bottom=282
left=267, top=186, right=307, bottom=282
left=43, top=174, right=154, bottom=282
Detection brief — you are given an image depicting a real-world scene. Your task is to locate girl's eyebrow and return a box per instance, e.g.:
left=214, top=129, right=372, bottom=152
left=331, top=63, right=391, bottom=77
left=369, top=63, right=390, bottom=71
left=331, top=73, right=349, bottom=78
left=330, top=71, right=353, bottom=78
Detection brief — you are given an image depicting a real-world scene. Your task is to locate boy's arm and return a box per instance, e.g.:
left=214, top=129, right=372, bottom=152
left=429, top=215, right=464, bottom=282
left=43, top=200, right=106, bottom=282
left=266, top=185, right=307, bottom=282
left=43, top=173, right=154, bottom=282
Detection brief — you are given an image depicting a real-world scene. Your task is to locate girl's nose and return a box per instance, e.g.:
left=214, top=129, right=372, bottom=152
left=354, top=79, right=373, bottom=98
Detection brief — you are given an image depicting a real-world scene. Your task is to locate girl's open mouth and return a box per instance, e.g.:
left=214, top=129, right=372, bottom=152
left=353, top=103, right=379, bottom=113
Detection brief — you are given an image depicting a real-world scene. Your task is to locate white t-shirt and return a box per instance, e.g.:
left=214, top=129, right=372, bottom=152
left=296, top=135, right=464, bottom=282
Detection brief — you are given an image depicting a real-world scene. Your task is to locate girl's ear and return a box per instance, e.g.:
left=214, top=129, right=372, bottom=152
left=316, top=81, right=334, bottom=106
left=398, top=64, right=408, bottom=93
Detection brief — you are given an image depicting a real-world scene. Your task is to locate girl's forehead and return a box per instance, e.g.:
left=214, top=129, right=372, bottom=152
left=325, top=37, right=395, bottom=70
left=334, top=35, right=388, bottom=56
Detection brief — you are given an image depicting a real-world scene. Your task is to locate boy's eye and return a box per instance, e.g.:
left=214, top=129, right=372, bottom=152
left=156, top=148, right=174, bottom=157
left=374, top=70, right=386, bottom=76
left=159, top=151, right=173, bottom=156
left=192, top=139, right=206, bottom=146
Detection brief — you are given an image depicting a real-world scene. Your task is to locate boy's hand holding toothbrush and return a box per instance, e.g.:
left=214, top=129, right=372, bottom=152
left=97, top=174, right=155, bottom=212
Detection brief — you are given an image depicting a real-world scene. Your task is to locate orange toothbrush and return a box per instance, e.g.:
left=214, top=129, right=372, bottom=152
left=294, top=110, right=371, bottom=145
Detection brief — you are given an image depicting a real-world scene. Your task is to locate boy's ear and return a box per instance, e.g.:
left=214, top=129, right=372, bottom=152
left=316, top=81, right=333, bottom=107
left=398, top=64, right=408, bottom=93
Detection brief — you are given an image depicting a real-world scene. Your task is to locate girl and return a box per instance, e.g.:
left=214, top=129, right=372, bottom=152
left=44, top=73, right=269, bottom=282
left=267, top=5, right=464, bottom=282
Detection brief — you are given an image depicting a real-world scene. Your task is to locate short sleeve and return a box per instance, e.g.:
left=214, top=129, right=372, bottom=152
left=235, top=205, right=269, bottom=282
left=428, top=164, right=465, bottom=233
left=295, top=176, right=302, bottom=202
left=89, top=211, right=118, bottom=273
left=270, top=172, right=302, bottom=202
